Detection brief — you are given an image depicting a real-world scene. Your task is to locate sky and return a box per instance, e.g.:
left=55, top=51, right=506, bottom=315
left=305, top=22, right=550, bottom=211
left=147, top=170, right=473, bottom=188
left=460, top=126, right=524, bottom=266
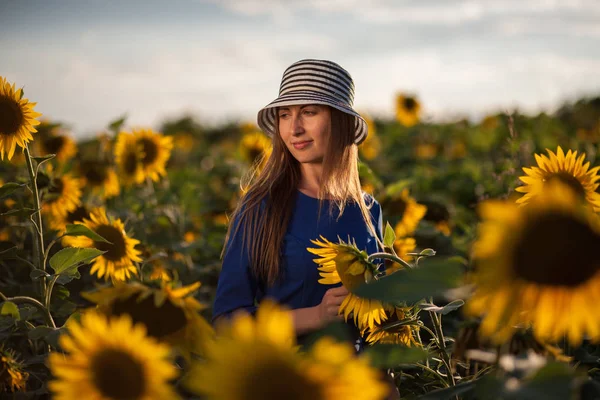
left=1, top=0, right=599, bottom=138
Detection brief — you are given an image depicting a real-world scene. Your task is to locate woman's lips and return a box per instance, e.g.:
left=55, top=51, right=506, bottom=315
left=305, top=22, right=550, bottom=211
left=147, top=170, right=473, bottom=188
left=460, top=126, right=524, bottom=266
left=292, top=140, right=313, bottom=150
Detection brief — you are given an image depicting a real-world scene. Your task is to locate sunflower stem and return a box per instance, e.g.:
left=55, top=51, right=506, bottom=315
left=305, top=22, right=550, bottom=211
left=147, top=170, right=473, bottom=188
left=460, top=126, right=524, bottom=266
left=45, top=275, right=59, bottom=310
left=15, top=255, right=36, bottom=271
left=367, top=252, right=412, bottom=269
left=415, top=363, right=450, bottom=387
left=24, top=145, right=47, bottom=295
left=428, top=308, right=456, bottom=387
left=0, top=292, right=56, bottom=328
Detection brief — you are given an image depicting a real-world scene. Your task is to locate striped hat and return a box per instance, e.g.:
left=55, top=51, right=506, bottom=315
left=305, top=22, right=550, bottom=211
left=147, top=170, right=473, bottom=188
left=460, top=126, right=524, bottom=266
left=257, top=59, right=368, bottom=144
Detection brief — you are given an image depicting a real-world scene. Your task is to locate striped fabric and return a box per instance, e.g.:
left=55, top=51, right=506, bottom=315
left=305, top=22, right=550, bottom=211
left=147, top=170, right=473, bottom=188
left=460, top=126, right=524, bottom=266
left=257, top=59, right=368, bottom=144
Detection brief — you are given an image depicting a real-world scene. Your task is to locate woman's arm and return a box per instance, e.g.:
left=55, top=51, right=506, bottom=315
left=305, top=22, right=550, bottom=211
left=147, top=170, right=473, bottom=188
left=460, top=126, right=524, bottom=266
left=212, top=215, right=259, bottom=322
left=291, top=286, right=348, bottom=335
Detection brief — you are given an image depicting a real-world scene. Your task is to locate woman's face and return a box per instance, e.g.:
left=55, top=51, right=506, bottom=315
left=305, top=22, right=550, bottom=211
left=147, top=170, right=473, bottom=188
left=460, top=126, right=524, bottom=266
left=277, top=104, right=331, bottom=164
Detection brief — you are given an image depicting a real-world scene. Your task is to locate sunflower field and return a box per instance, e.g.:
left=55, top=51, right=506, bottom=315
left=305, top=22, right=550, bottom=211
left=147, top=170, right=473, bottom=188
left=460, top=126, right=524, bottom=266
left=2, top=75, right=600, bottom=399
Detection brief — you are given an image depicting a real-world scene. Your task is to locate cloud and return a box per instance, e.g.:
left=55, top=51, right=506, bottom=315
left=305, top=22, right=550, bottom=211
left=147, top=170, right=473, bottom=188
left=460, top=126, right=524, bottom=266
left=207, top=0, right=600, bottom=26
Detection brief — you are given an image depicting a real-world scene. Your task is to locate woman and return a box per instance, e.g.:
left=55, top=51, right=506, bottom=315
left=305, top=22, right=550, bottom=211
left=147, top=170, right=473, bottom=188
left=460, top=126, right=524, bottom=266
left=213, top=59, right=383, bottom=343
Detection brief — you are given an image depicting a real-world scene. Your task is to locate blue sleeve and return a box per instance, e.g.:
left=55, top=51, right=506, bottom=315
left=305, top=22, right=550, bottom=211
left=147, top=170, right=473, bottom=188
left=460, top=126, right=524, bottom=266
left=212, top=213, right=259, bottom=322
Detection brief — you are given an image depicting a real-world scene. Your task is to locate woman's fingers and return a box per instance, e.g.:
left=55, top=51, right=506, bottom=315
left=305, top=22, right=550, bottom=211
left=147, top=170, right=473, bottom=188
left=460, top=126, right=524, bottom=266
left=327, top=286, right=349, bottom=297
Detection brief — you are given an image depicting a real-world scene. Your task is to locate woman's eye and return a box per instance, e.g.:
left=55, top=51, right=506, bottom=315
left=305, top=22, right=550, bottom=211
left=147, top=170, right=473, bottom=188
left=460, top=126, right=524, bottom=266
left=303, top=110, right=316, bottom=116
left=279, top=113, right=289, bottom=118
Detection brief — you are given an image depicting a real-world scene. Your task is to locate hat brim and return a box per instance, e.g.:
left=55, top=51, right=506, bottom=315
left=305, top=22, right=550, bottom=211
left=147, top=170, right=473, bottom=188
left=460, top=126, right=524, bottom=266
left=257, top=92, right=368, bottom=145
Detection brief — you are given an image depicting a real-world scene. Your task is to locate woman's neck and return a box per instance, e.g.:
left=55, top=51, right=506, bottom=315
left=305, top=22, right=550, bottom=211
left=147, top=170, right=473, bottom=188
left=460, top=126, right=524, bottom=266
left=298, top=162, right=324, bottom=198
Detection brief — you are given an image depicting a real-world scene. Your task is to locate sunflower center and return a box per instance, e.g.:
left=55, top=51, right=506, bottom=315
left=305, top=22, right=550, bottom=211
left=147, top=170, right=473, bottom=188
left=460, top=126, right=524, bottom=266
left=0, top=95, right=23, bottom=135
left=242, top=358, right=324, bottom=400
left=111, top=295, right=187, bottom=338
left=139, top=138, right=159, bottom=166
left=94, top=224, right=127, bottom=261
left=512, top=211, right=600, bottom=286
left=124, top=153, right=139, bottom=175
left=248, top=147, right=263, bottom=163
left=403, top=97, right=417, bottom=111
left=545, top=173, right=586, bottom=199
left=44, top=179, right=65, bottom=204
left=81, top=162, right=109, bottom=185
left=390, top=198, right=407, bottom=219
left=90, top=348, right=145, bottom=400
left=67, top=206, right=89, bottom=224
left=42, top=135, right=66, bottom=154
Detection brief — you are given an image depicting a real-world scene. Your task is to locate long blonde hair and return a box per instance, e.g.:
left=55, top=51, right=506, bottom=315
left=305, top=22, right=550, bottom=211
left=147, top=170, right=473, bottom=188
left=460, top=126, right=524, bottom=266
left=224, top=107, right=379, bottom=286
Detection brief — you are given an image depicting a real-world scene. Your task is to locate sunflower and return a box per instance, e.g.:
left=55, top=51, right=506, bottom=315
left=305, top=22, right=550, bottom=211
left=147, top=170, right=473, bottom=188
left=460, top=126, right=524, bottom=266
left=516, top=146, right=600, bottom=211
left=364, top=306, right=420, bottom=346
left=359, top=114, right=381, bottom=161
left=48, top=311, right=179, bottom=400
left=0, top=346, right=28, bottom=393
left=395, top=93, right=421, bottom=127
left=36, top=127, right=78, bottom=163
left=467, top=182, right=600, bottom=345
left=184, top=300, right=387, bottom=400
left=445, top=139, right=467, bottom=160
left=414, top=142, right=438, bottom=160
left=0, top=76, right=42, bottom=160
left=83, top=281, right=213, bottom=359
left=131, top=128, right=173, bottom=182
left=41, top=174, right=82, bottom=219
left=239, top=131, right=272, bottom=167
left=308, top=236, right=387, bottom=332
left=48, top=204, right=92, bottom=234
left=422, top=200, right=452, bottom=236
left=114, top=132, right=145, bottom=185
left=66, top=207, right=142, bottom=282
left=149, top=263, right=172, bottom=282
left=480, top=115, right=499, bottom=131
left=78, top=159, right=120, bottom=199
left=382, top=188, right=427, bottom=237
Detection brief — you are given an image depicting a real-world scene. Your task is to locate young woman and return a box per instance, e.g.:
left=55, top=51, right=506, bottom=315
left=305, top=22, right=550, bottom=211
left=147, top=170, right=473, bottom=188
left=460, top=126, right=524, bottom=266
left=212, top=59, right=383, bottom=343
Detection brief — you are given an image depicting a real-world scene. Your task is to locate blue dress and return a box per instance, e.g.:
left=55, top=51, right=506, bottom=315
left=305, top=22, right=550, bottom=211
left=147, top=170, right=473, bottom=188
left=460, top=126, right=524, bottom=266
left=212, top=190, right=383, bottom=340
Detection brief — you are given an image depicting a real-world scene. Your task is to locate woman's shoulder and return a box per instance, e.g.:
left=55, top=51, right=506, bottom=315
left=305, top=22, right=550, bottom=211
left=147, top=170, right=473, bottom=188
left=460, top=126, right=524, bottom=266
left=361, top=191, right=381, bottom=210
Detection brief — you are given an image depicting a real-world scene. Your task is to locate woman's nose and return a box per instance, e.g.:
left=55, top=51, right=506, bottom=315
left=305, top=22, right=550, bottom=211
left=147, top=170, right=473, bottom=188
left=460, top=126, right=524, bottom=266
left=292, top=114, right=304, bottom=135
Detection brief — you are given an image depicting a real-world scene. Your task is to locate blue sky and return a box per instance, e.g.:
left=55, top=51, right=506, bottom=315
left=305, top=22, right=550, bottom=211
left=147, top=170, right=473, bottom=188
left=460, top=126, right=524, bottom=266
left=1, top=0, right=599, bottom=138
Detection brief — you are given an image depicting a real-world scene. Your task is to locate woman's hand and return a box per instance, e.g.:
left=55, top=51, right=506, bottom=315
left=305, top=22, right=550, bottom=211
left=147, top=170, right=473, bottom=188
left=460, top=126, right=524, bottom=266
left=291, top=286, right=349, bottom=336
left=316, top=286, right=349, bottom=326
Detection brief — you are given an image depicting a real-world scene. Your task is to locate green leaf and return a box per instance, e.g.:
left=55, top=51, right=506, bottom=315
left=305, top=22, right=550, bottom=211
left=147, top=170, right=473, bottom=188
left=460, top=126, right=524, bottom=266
left=0, top=301, right=20, bottom=320
left=362, top=344, right=428, bottom=368
left=108, top=114, right=127, bottom=132
left=419, top=380, right=477, bottom=400
left=0, top=182, right=25, bottom=200
left=27, top=326, right=56, bottom=340
left=33, top=154, right=56, bottom=166
left=354, top=257, right=463, bottom=303
left=508, top=362, right=575, bottom=400
left=49, top=247, right=105, bottom=276
left=420, top=299, right=465, bottom=315
left=64, top=224, right=112, bottom=244
left=300, top=321, right=353, bottom=352
left=383, top=221, right=396, bottom=249
left=385, top=179, right=413, bottom=197
left=574, top=347, right=600, bottom=364
left=30, top=269, right=50, bottom=280
left=419, top=248, right=436, bottom=257
left=0, top=207, right=40, bottom=218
